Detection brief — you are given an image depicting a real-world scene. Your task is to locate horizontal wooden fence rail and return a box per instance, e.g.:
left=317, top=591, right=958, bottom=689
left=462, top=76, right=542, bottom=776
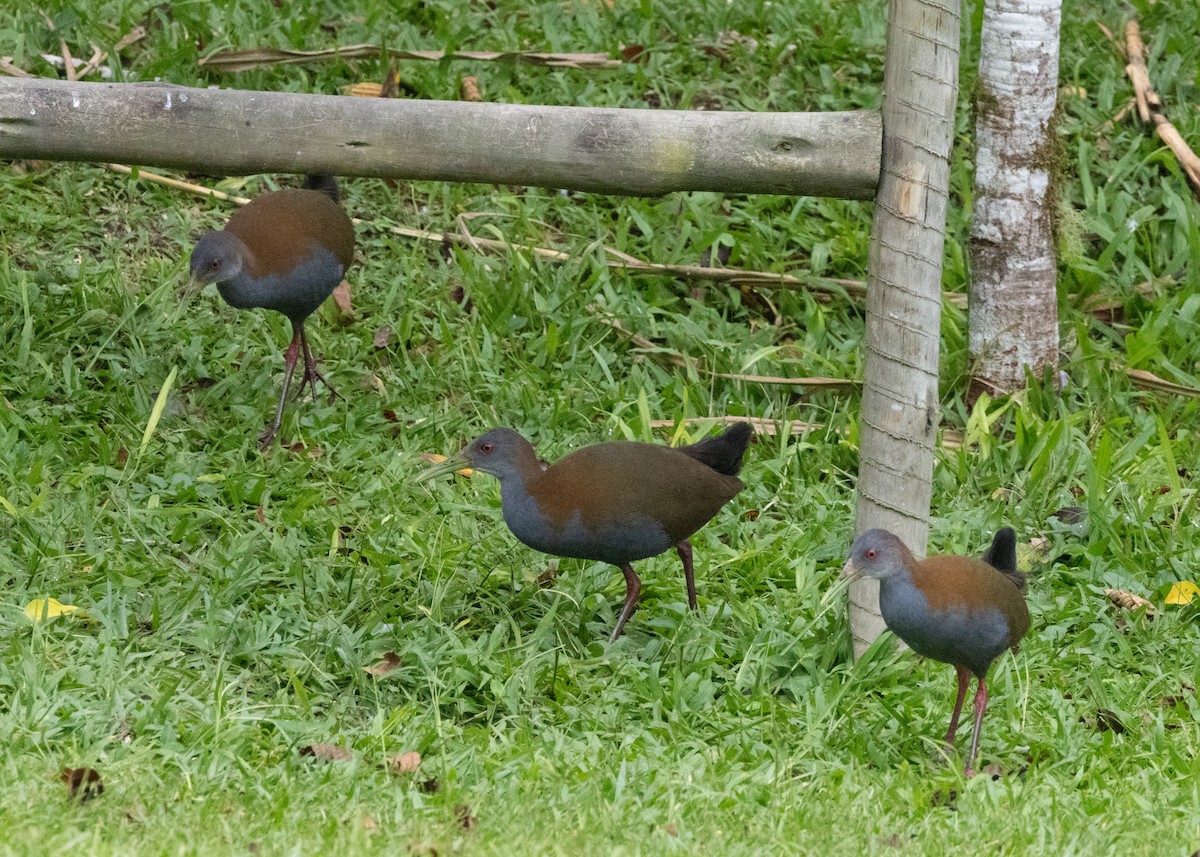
left=0, top=79, right=880, bottom=198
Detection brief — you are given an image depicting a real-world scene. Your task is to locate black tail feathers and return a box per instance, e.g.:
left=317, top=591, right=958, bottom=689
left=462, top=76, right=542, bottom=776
left=303, top=174, right=341, bottom=204
left=679, top=421, right=753, bottom=477
left=982, top=527, right=1026, bottom=593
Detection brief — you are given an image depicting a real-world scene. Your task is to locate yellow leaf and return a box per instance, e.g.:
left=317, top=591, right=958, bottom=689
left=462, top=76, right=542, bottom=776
left=417, top=452, right=473, bottom=476
left=24, top=598, right=86, bottom=622
left=342, top=82, right=384, bottom=97
left=1166, top=581, right=1199, bottom=605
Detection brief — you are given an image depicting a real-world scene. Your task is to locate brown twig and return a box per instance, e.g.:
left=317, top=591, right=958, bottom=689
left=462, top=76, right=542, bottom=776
left=1105, top=588, right=1155, bottom=614
left=1097, top=97, right=1136, bottom=134
left=588, top=305, right=859, bottom=392
left=587, top=307, right=694, bottom=369
left=1123, top=21, right=1159, bottom=122
left=103, top=164, right=251, bottom=204
left=59, top=40, right=76, bottom=81
left=113, top=25, right=148, bottom=54
left=75, top=45, right=107, bottom=80
left=1126, top=368, right=1200, bottom=398
left=199, top=45, right=621, bottom=73
left=1151, top=121, right=1200, bottom=193
left=1122, top=20, right=1200, bottom=195
left=0, top=56, right=34, bottom=78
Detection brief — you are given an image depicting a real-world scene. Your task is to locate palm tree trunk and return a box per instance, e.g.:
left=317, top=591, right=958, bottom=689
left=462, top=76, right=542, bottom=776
left=968, top=0, right=1062, bottom=401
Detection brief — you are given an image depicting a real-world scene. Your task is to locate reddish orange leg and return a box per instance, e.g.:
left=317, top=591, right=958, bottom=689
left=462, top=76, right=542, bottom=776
left=964, top=676, right=990, bottom=778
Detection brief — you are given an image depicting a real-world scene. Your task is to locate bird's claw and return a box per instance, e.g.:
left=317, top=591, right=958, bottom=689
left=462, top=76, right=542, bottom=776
left=298, top=364, right=341, bottom=404
left=257, top=428, right=278, bottom=451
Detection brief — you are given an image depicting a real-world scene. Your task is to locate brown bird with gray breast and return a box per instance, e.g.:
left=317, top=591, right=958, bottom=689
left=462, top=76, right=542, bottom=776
left=844, top=528, right=1029, bottom=775
left=188, top=175, right=355, bottom=449
left=420, top=422, right=753, bottom=640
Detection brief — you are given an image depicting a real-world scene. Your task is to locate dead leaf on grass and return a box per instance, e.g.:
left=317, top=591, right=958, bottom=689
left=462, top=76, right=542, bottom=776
left=1104, top=588, right=1155, bottom=616
left=332, top=279, right=353, bottom=319
left=364, top=652, right=402, bottom=677
left=621, top=44, right=648, bottom=64
left=286, top=443, right=325, bottom=458
left=388, top=751, right=422, bottom=773
left=61, top=767, right=104, bottom=802
left=460, top=76, right=482, bottom=101
left=299, top=743, right=353, bottom=762
left=1090, top=709, right=1126, bottom=734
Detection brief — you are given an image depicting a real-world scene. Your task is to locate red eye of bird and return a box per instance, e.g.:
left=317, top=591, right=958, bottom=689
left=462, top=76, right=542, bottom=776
left=210, top=259, right=220, bottom=270
left=480, top=442, right=494, bottom=454
left=866, top=548, right=877, bottom=560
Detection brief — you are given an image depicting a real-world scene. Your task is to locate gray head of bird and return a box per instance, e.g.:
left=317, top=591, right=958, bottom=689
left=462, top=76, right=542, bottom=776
left=842, top=528, right=911, bottom=581
left=418, top=428, right=539, bottom=484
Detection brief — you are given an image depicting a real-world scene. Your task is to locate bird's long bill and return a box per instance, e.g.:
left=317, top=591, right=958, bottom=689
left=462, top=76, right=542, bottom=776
left=171, top=275, right=207, bottom=323
left=840, top=557, right=859, bottom=580
left=416, top=452, right=472, bottom=483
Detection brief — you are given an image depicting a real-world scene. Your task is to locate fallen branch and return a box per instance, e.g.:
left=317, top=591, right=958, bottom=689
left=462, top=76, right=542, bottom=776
left=1122, top=21, right=1160, bottom=122
left=0, top=57, right=33, bottom=78
left=200, top=45, right=621, bottom=73
left=1105, top=588, right=1155, bottom=615
left=1151, top=121, right=1200, bottom=193
left=1126, top=368, right=1200, bottom=398
left=75, top=45, right=108, bottom=80
left=587, top=308, right=694, bottom=370
left=1122, top=21, right=1200, bottom=194
left=59, top=40, right=76, bottom=82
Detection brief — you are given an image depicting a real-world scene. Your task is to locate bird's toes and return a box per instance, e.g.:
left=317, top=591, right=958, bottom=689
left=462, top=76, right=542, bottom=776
left=300, top=366, right=341, bottom=402
left=257, top=425, right=279, bottom=450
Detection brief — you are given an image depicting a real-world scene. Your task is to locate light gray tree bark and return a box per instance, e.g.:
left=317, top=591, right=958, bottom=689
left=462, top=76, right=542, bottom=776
left=850, top=0, right=961, bottom=657
left=968, top=0, right=1062, bottom=401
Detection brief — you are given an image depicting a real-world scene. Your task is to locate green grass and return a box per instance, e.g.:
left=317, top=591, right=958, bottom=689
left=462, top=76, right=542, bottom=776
left=2, top=0, right=1200, bottom=854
